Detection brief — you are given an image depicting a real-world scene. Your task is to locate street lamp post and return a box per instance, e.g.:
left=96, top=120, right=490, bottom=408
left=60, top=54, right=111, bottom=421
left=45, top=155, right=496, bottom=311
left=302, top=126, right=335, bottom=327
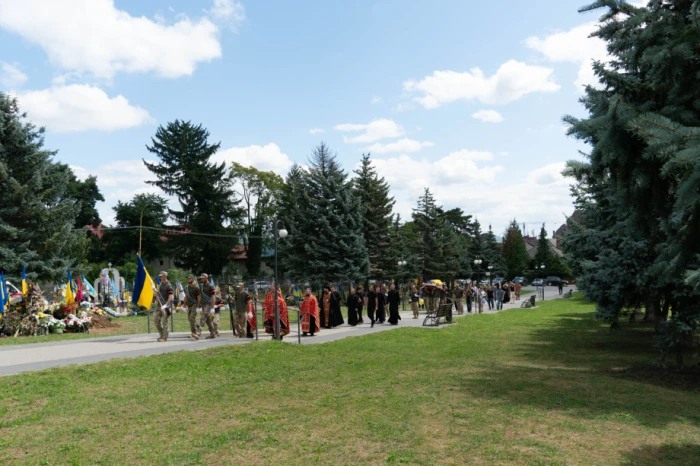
left=539, top=264, right=546, bottom=301
left=487, top=265, right=493, bottom=285
left=398, top=260, right=407, bottom=311
left=272, top=219, right=288, bottom=341
left=473, top=258, right=482, bottom=309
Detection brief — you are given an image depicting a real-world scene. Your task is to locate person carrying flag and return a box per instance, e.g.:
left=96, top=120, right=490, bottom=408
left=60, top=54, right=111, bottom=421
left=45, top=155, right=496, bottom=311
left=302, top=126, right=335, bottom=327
left=183, top=274, right=201, bottom=340
left=245, top=294, right=256, bottom=338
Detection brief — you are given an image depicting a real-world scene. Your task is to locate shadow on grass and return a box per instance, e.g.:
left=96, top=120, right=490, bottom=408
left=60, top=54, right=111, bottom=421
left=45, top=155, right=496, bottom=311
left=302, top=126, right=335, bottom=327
left=620, top=443, right=700, bottom=466
left=455, top=295, right=700, bottom=429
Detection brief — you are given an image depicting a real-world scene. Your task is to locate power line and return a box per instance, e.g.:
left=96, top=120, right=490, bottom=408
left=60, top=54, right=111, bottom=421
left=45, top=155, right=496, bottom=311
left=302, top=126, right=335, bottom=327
left=77, top=225, right=266, bottom=239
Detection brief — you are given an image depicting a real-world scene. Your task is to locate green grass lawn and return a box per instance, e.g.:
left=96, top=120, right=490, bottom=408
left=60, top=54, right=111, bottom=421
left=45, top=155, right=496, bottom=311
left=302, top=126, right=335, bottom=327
left=1, top=295, right=698, bottom=465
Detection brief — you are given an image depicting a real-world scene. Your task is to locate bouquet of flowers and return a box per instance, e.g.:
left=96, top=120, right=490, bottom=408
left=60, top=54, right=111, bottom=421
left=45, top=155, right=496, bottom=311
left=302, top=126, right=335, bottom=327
left=47, top=316, right=66, bottom=334
left=63, top=313, right=90, bottom=333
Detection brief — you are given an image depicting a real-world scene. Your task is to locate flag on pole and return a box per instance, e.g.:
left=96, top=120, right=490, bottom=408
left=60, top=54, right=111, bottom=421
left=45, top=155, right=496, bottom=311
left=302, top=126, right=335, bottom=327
left=82, top=275, right=96, bottom=297
left=65, top=268, right=75, bottom=304
left=0, top=272, right=7, bottom=315
left=21, top=265, right=28, bottom=296
left=132, top=256, right=156, bottom=309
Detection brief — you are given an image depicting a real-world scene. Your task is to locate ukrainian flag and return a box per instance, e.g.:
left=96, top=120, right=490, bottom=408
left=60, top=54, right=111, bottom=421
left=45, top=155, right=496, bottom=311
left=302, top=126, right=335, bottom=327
left=82, top=275, right=96, bottom=297
left=0, top=271, right=7, bottom=315
left=132, top=256, right=156, bottom=308
left=65, top=268, right=75, bottom=304
left=21, top=265, right=28, bottom=296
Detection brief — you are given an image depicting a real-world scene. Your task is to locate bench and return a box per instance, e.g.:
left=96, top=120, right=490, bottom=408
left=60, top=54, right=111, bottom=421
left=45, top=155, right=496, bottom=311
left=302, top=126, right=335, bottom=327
left=520, top=295, right=536, bottom=308
left=423, top=303, right=453, bottom=326
left=563, top=289, right=573, bottom=298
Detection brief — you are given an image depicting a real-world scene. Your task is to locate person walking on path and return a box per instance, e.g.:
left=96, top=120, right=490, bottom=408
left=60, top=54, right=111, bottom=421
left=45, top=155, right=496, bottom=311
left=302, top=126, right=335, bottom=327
left=558, top=281, right=564, bottom=295
left=387, top=283, right=401, bottom=325
left=356, top=286, right=365, bottom=324
left=320, top=285, right=333, bottom=329
left=155, top=271, right=174, bottom=342
left=330, top=286, right=344, bottom=327
left=486, top=286, right=495, bottom=310
left=365, top=284, right=378, bottom=327
left=376, top=284, right=387, bottom=324
left=466, top=284, right=473, bottom=314
left=183, top=274, right=201, bottom=340
left=410, top=284, right=420, bottom=319
left=263, top=284, right=290, bottom=340
left=300, top=287, right=320, bottom=336
left=347, top=287, right=361, bottom=326
left=515, top=281, right=522, bottom=300
left=233, top=282, right=248, bottom=338
left=496, top=284, right=505, bottom=310
left=477, top=287, right=485, bottom=314
left=199, top=274, right=217, bottom=339
left=245, top=294, right=256, bottom=338
left=453, top=284, right=464, bottom=315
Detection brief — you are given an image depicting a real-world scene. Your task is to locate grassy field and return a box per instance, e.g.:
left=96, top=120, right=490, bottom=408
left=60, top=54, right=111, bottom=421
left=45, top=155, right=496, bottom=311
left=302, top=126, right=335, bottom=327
left=1, top=295, right=698, bottom=465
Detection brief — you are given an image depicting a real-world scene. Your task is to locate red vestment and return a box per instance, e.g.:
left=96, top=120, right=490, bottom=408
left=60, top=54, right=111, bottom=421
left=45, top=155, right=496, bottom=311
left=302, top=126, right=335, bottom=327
left=300, top=295, right=320, bottom=333
left=246, top=299, right=257, bottom=332
left=263, top=291, right=290, bottom=336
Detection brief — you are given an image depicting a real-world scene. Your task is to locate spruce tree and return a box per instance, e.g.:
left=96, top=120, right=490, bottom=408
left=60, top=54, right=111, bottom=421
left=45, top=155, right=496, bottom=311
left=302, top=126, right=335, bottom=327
left=501, top=220, right=529, bottom=278
left=286, top=143, right=368, bottom=281
left=278, top=164, right=307, bottom=280
left=144, top=120, right=241, bottom=274
left=482, top=224, right=505, bottom=277
left=0, top=93, right=85, bottom=282
left=561, top=1, right=700, bottom=349
left=352, top=153, right=395, bottom=277
left=411, top=188, right=460, bottom=281
left=533, top=225, right=553, bottom=270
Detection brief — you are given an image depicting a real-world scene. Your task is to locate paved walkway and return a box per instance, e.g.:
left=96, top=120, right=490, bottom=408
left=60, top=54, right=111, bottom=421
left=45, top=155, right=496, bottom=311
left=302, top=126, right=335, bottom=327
left=0, top=286, right=571, bottom=376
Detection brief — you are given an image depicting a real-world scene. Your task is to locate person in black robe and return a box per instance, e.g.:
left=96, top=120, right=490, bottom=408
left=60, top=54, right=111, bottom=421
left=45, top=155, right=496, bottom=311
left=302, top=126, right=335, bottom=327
left=329, top=286, right=344, bottom=327
left=357, top=286, right=365, bottom=324
left=365, top=285, right=378, bottom=327
left=347, top=287, right=360, bottom=326
left=387, top=283, right=401, bottom=325
left=376, top=284, right=387, bottom=324
left=320, top=284, right=333, bottom=329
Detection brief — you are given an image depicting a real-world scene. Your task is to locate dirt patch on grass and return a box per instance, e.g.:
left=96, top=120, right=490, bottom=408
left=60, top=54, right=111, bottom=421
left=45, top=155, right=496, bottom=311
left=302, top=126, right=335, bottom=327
left=90, top=315, right=120, bottom=329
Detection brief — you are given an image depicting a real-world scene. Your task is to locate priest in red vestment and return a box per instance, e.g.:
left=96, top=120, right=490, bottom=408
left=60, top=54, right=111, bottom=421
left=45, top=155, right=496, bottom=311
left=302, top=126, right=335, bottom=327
left=263, top=284, right=290, bottom=340
left=245, top=295, right=256, bottom=338
left=300, top=287, right=320, bottom=337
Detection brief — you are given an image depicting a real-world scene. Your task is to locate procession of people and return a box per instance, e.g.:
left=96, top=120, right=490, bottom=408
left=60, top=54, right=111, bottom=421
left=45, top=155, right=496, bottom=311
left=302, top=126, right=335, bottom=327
left=154, top=272, right=527, bottom=342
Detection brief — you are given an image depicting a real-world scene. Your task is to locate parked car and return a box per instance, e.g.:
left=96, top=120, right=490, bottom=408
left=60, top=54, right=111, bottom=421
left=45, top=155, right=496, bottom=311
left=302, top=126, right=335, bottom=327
left=492, top=277, right=504, bottom=285
left=5, top=281, right=23, bottom=304
left=531, top=278, right=544, bottom=287
left=513, top=277, right=528, bottom=286
left=545, top=276, right=568, bottom=286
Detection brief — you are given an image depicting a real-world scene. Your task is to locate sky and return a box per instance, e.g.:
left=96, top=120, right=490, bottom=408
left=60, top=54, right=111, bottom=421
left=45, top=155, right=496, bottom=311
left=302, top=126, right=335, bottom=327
left=0, top=0, right=634, bottom=237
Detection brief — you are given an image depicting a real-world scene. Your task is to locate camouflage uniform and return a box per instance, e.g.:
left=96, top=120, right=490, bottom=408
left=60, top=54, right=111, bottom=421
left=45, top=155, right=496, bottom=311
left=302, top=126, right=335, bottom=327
left=184, top=283, right=201, bottom=336
left=155, top=281, right=173, bottom=341
left=233, top=290, right=248, bottom=338
left=200, top=282, right=217, bottom=338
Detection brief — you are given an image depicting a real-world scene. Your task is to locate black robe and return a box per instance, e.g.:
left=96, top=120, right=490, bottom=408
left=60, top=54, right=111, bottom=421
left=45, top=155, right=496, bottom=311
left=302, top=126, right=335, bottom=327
left=330, top=291, right=344, bottom=327
left=387, top=290, right=401, bottom=325
left=376, top=291, right=387, bottom=323
left=347, top=293, right=360, bottom=326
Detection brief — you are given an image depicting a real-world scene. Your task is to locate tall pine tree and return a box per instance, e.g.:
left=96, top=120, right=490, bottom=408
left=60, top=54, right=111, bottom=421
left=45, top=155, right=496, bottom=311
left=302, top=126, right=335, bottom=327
left=144, top=120, right=241, bottom=274
left=352, top=153, right=395, bottom=277
left=0, top=93, right=85, bottom=282
left=285, top=143, right=369, bottom=282
left=501, top=220, right=529, bottom=278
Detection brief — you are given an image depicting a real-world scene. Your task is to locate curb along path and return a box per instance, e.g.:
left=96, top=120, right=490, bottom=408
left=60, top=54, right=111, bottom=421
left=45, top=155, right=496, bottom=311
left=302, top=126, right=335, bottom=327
left=0, top=286, right=571, bottom=376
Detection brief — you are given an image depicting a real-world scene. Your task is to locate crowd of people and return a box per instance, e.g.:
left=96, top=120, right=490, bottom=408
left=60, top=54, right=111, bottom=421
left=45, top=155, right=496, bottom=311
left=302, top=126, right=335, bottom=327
left=150, top=272, right=525, bottom=343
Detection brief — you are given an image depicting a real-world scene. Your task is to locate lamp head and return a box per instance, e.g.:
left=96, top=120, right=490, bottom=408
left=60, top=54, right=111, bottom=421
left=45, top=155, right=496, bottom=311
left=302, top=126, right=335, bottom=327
left=279, top=228, right=288, bottom=239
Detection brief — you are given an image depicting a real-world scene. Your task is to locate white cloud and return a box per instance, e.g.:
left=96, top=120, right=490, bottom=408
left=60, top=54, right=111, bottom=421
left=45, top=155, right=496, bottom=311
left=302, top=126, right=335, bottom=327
left=0, top=0, right=223, bottom=80
left=309, top=128, right=325, bottom=134
left=393, top=103, right=415, bottom=112
left=0, top=62, right=28, bottom=89
left=206, top=0, right=245, bottom=31
left=366, top=138, right=434, bottom=154
left=334, top=118, right=405, bottom=143
left=472, top=109, right=504, bottom=123
left=371, top=96, right=382, bottom=104
left=16, top=84, right=155, bottom=132
left=404, top=60, right=560, bottom=108
left=525, top=22, right=608, bottom=91
left=370, top=152, right=572, bottom=234
left=212, top=143, right=293, bottom=175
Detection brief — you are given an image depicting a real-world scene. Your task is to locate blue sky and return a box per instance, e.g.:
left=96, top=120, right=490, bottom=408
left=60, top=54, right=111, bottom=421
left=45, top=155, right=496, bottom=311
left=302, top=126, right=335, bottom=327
left=0, top=0, right=624, bottom=236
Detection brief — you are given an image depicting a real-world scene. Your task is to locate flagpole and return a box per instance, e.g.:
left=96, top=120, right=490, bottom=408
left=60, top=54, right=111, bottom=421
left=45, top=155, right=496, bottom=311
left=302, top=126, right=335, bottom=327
left=138, top=206, right=145, bottom=256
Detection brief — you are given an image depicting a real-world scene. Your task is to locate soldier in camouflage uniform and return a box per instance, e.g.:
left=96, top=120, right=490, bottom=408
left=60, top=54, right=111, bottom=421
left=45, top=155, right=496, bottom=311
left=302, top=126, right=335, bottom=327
left=183, top=274, right=201, bottom=340
left=199, top=273, right=217, bottom=339
left=233, top=282, right=248, bottom=338
left=155, top=271, right=174, bottom=342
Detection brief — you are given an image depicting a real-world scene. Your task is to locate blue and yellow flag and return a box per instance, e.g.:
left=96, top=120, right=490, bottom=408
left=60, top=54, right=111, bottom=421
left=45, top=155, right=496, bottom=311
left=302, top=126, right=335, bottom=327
left=21, top=265, right=28, bottom=296
left=0, top=271, right=7, bottom=315
left=82, top=275, right=96, bottom=297
left=65, top=268, right=75, bottom=304
left=132, top=256, right=155, bottom=308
